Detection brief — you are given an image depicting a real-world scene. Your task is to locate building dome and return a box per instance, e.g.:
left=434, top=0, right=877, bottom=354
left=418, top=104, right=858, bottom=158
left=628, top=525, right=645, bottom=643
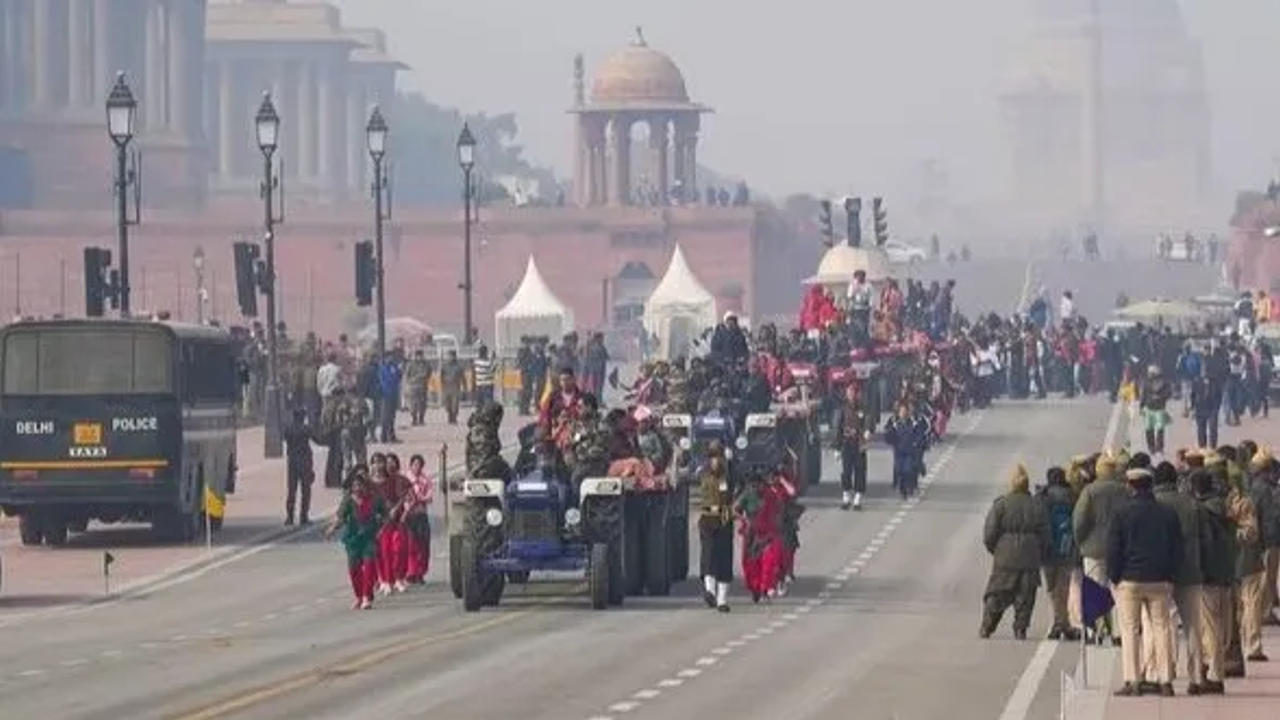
left=805, top=244, right=893, bottom=286
left=591, top=38, right=689, bottom=104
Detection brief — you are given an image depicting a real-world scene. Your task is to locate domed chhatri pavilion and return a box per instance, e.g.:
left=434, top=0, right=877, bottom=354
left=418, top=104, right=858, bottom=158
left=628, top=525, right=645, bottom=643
left=570, top=29, right=712, bottom=207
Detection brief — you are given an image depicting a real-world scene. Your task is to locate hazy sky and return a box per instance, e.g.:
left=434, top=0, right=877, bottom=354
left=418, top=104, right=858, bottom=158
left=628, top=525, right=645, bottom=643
left=334, top=0, right=1280, bottom=209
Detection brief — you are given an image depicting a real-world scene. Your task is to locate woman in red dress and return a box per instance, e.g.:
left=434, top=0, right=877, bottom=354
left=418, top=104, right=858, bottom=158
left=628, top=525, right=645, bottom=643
left=737, top=471, right=786, bottom=603
left=371, top=453, right=408, bottom=594
left=401, top=453, right=436, bottom=584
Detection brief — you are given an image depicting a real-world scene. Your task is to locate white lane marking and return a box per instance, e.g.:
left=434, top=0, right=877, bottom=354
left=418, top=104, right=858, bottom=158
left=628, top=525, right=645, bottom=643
left=100, top=649, right=123, bottom=658
left=743, top=632, right=761, bottom=640
left=694, top=656, right=718, bottom=666
left=60, top=659, right=87, bottom=667
left=18, top=669, right=44, bottom=677
left=817, top=591, right=832, bottom=599
left=657, top=678, right=684, bottom=688
left=676, top=668, right=702, bottom=678
left=783, top=613, right=799, bottom=620
left=170, top=635, right=188, bottom=642
left=770, top=620, right=788, bottom=629
left=233, top=621, right=251, bottom=628
left=711, top=647, right=732, bottom=656
left=758, top=627, right=775, bottom=635
left=607, top=702, right=640, bottom=713
left=797, top=605, right=813, bottom=614
left=586, top=716, right=614, bottom=720
left=825, top=581, right=843, bottom=590
left=633, top=689, right=661, bottom=700
left=998, top=400, right=1122, bottom=720
left=262, top=613, right=278, bottom=621
left=806, top=599, right=822, bottom=607
left=858, top=551, right=874, bottom=560
left=287, top=604, right=306, bottom=613
left=835, top=573, right=850, bottom=581
left=996, top=639, right=1058, bottom=720
left=140, top=642, right=159, bottom=650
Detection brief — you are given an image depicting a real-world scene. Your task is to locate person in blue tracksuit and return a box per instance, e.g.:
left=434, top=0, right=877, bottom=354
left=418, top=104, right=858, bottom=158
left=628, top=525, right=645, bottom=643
left=883, top=401, right=931, bottom=500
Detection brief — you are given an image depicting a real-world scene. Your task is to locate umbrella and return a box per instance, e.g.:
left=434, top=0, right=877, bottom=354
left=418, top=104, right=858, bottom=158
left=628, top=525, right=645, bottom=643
left=357, top=317, right=433, bottom=348
left=1112, top=299, right=1206, bottom=323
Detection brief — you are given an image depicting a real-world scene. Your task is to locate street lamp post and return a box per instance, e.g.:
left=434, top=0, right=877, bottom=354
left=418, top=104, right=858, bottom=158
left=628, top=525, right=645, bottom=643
left=193, top=245, right=206, bottom=324
left=366, top=106, right=389, bottom=358
left=457, top=124, right=476, bottom=344
left=255, top=92, right=284, bottom=459
left=106, top=72, right=137, bottom=317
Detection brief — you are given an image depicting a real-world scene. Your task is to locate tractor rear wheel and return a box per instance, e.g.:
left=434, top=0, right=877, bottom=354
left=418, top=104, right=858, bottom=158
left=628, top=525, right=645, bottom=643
left=644, top=496, right=671, bottom=596
left=460, top=538, right=484, bottom=612
left=589, top=542, right=610, bottom=610
left=607, top=542, right=625, bottom=606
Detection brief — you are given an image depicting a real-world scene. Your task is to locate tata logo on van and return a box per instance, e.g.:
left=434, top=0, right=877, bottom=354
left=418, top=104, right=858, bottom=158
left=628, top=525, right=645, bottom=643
left=15, top=420, right=54, bottom=435
left=112, top=417, right=158, bottom=432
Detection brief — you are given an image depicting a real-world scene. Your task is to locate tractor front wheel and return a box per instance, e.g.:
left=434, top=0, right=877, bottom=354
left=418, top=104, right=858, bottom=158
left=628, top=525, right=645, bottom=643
left=589, top=542, right=610, bottom=610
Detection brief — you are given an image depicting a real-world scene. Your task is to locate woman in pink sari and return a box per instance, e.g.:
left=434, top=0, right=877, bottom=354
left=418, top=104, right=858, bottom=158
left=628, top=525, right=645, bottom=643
left=401, top=454, right=435, bottom=584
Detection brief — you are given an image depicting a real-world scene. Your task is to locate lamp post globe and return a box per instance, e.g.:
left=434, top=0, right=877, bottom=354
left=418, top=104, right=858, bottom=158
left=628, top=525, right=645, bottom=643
left=105, top=72, right=136, bottom=147
left=457, top=123, right=475, bottom=170
left=255, top=91, right=279, bottom=157
left=366, top=105, right=388, bottom=161
left=192, top=245, right=205, bottom=272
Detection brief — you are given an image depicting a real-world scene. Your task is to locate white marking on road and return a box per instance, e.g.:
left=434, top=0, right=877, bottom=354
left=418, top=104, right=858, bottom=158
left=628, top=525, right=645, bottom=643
left=139, top=642, right=159, bottom=650
left=806, top=599, right=822, bottom=607
left=17, top=669, right=44, bottom=677
left=262, top=613, right=279, bottom=621
left=233, top=621, right=251, bottom=628
left=783, top=613, right=799, bottom=620
left=657, top=678, right=684, bottom=688
left=607, top=702, right=640, bottom=713
left=100, top=649, right=123, bottom=658
left=170, top=635, right=188, bottom=642
left=60, top=659, right=87, bottom=667
left=287, top=604, right=306, bottom=612
left=770, top=620, right=788, bottom=629
left=633, top=689, right=661, bottom=700
left=858, top=551, right=873, bottom=560
left=676, top=668, right=702, bottom=678
left=817, top=591, right=831, bottom=599
left=888, top=516, right=903, bottom=526
left=825, top=581, right=843, bottom=590
left=758, top=627, right=775, bottom=635
left=869, top=538, right=885, bottom=548
left=695, top=656, right=718, bottom=666
left=711, top=647, right=732, bottom=655
left=727, top=640, right=746, bottom=647
left=835, top=573, right=850, bottom=581
left=743, top=632, right=761, bottom=640
left=586, top=716, right=614, bottom=720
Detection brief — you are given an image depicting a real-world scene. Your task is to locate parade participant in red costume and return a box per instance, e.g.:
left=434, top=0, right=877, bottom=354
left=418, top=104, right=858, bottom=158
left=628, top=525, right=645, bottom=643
left=401, top=453, right=435, bottom=584
left=737, top=470, right=786, bottom=603
left=326, top=466, right=386, bottom=610
left=799, top=285, right=839, bottom=333
left=774, top=473, right=801, bottom=596
left=371, top=453, right=408, bottom=594
left=539, top=366, right=585, bottom=452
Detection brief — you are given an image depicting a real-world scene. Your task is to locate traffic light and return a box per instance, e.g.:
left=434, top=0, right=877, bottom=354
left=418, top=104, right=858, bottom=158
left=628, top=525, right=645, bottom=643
left=354, top=240, right=375, bottom=307
left=233, top=241, right=261, bottom=317
left=83, top=247, right=113, bottom=317
left=818, top=200, right=834, bottom=246
left=844, top=196, right=862, bottom=247
left=872, top=197, right=889, bottom=246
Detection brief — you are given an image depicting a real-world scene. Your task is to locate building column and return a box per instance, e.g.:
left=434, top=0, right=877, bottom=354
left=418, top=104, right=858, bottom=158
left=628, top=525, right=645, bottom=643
left=610, top=115, right=631, bottom=206
left=68, top=0, right=90, bottom=107
left=584, top=115, right=606, bottom=206
left=93, top=0, right=111, bottom=101
left=649, top=116, right=669, bottom=204
left=32, top=0, right=54, bottom=109
left=217, top=59, right=233, bottom=180
left=345, top=79, right=365, bottom=192
left=143, top=0, right=162, bottom=129
left=316, top=60, right=334, bottom=195
left=168, top=0, right=191, bottom=137
left=675, top=114, right=700, bottom=200
left=297, top=60, right=315, bottom=180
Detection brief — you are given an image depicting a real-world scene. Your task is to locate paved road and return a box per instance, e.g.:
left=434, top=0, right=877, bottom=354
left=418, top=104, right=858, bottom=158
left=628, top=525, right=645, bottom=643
left=0, top=396, right=1132, bottom=720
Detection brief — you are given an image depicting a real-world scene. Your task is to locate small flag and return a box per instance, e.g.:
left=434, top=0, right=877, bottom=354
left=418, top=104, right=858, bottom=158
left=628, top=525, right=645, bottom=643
left=1080, top=574, right=1113, bottom=627
left=203, top=484, right=224, bottom=519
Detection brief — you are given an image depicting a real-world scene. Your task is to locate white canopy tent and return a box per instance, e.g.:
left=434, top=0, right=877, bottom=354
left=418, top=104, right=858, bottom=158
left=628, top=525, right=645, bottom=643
left=643, top=245, right=717, bottom=360
left=495, top=256, right=574, bottom=355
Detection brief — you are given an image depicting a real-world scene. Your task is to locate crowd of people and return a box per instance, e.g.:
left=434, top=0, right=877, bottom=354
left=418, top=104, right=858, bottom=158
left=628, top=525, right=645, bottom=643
left=982, top=442, right=1280, bottom=697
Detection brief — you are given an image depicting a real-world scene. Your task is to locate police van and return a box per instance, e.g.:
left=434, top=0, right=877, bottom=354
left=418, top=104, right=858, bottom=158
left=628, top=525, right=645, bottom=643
left=0, top=319, right=239, bottom=544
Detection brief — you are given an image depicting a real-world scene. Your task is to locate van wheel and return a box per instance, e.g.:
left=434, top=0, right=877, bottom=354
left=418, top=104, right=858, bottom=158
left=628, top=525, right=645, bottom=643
left=43, top=520, right=69, bottom=546
left=18, top=515, right=43, bottom=546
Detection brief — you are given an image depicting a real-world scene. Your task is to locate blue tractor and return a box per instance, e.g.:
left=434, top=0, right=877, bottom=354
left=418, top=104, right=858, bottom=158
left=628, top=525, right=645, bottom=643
left=458, top=465, right=625, bottom=611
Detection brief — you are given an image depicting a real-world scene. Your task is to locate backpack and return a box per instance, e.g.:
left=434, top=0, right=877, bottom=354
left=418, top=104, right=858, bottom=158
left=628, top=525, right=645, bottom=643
left=1047, top=497, right=1074, bottom=559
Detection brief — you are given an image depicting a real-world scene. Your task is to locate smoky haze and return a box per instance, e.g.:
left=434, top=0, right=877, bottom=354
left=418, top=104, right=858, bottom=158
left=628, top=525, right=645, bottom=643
left=335, top=0, right=1280, bottom=235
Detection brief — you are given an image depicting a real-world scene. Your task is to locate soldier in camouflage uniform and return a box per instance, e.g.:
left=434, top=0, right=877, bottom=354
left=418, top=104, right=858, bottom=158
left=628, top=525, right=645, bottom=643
left=569, top=396, right=610, bottom=487
left=340, top=389, right=369, bottom=475
left=466, top=401, right=512, bottom=481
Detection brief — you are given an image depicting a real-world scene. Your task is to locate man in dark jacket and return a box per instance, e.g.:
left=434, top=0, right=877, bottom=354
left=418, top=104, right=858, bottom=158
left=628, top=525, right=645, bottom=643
left=832, top=381, right=873, bottom=511
left=981, top=464, right=1048, bottom=640
left=1039, top=466, right=1080, bottom=640
left=1107, top=467, right=1183, bottom=697
left=710, top=313, right=750, bottom=366
left=1242, top=452, right=1276, bottom=661
left=282, top=407, right=315, bottom=525
left=1192, top=469, right=1233, bottom=694
left=1190, top=367, right=1222, bottom=449
left=1152, top=462, right=1206, bottom=693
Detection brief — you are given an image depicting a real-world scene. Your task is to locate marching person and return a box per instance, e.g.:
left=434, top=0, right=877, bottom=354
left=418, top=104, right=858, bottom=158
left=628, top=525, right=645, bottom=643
left=1192, top=468, right=1233, bottom=695
left=1151, top=461, right=1206, bottom=694
left=404, top=349, right=432, bottom=426
left=981, top=464, right=1048, bottom=640
left=1039, top=466, right=1080, bottom=641
left=401, top=453, right=435, bottom=584
left=282, top=406, right=315, bottom=526
left=1107, top=467, right=1182, bottom=697
left=883, top=401, right=930, bottom=500
left=1139, top=365, right=1172, bottom=456
left=698, top=441, right=734, bottom=613
left=737, top=468, right=784, bottom=603
left=326, top=465, right=386, bottom=610
left=440, top=350, right=467, bottom=425
left=1073, top=453, right=1125, bottom=643
left=833, top=380, right=872, bottom=510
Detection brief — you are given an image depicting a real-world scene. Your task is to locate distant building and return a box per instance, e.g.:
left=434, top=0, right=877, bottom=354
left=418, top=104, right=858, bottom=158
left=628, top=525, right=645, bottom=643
left=1001, top=0, right=1210, bottom=234
left=0, top=0, right=403, bottom=211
